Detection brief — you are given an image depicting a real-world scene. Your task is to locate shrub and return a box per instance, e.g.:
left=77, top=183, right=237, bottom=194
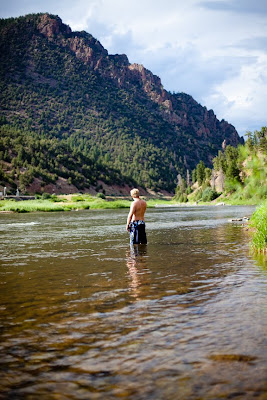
left=182, top=193, right=188, bottom=202
left=195, top=189, right=203, bottom=201
left=97, top=192, right=106, bottom=199
left=186, top=186, right=192, bottom=195
left=42, top=192, right=51, bottom=199
left=201, top=187, right=219, bottom=202
left=50, top=194, right=60, bottom=202
left=72, top=195, right=84, bottom=202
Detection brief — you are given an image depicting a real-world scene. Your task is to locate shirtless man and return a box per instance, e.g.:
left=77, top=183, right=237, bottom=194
left=126, top=188, right=147, bottom=245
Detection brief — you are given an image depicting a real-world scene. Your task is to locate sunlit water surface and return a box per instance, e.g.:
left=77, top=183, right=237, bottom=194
left=0, top=206, right=266, bottom=399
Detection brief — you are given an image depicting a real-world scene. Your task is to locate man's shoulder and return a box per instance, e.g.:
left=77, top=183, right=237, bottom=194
left=138, top=198, right=146, bottom=204
left=140, top=199, right=147, bottom=208
left=133, top=198, right=146, bottom=207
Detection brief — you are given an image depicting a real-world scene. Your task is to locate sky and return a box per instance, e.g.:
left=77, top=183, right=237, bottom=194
left=1, top=0, right=267, bottom=136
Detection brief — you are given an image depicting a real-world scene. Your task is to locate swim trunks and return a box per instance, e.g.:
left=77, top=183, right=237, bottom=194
left=129, top=220, right=147, bottom=245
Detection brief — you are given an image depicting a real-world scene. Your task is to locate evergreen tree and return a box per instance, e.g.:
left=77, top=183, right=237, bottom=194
left=196, top=161, right=205, bottom=185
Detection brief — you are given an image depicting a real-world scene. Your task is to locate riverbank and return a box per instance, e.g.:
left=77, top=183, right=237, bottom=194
left=249, top=200, right=267, bottom=253
left=0, top=193, right=263, bottom=213
left=0, top=195, right=174, bottom=213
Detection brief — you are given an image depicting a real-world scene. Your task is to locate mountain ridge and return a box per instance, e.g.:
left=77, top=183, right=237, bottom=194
left=0, top=13, right=243, bottom=194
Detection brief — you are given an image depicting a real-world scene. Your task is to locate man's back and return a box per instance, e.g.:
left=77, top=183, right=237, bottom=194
left=132, top=198, right=147, bottom=221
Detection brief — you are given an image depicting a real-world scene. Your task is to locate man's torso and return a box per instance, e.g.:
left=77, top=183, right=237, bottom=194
left=132, top=199, right=147, bottom=221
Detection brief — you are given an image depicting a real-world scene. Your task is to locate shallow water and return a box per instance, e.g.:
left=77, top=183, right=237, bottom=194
left=0, top=205, right=266, bottom=399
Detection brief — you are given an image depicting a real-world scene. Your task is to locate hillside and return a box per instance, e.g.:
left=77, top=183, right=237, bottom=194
left=173, top=127, right=267, bottom=204
left=0, top=13, right=243, bottom=194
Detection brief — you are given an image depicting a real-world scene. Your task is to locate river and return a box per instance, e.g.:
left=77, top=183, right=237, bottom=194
left=0, top=205, right=266, bottom=399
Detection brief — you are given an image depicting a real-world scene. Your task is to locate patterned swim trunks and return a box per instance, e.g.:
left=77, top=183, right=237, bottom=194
left=129, top=220, right=147, bottom=245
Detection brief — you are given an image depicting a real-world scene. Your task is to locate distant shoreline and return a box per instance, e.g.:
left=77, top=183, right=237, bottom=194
left=0, top=195, right=258, bottom=214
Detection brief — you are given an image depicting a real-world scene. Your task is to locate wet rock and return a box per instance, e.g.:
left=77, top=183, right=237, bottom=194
left=231, top=217, right=250, bottom=222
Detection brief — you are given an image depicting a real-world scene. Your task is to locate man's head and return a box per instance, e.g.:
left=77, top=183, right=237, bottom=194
left=130, top=188, right=140, bottom=198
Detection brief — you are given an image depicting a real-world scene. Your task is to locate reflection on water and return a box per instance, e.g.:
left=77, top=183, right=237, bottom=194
left=0, top=206, right=267, bottom=399
left=126, top=245, right=148, bottom=299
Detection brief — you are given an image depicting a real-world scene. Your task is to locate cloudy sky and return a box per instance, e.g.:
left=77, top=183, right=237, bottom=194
left=1, top=0, right=267, bottom=136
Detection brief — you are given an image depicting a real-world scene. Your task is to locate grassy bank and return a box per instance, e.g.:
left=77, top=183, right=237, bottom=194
left=0, top=197, right=129, bottom=213
left=250, top=200, right=267, bottom=253
left=0, top=194, right=173, bottom=213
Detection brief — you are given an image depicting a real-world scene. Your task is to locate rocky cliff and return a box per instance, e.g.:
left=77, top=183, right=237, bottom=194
left=32, top=14, right=241, bottom=150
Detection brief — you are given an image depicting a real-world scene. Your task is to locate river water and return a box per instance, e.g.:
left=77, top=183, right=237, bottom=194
left=0, top=205, right=266, bottom=399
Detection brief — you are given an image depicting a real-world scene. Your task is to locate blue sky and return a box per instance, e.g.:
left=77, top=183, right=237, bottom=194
left=1, top=0, right=267, bottom=136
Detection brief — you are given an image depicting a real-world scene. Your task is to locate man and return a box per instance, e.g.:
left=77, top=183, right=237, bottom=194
left=126, top=188, right=147, bottom=245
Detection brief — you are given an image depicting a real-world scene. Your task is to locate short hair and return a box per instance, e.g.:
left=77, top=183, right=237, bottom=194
left=130, top=188, right=140, bottom=198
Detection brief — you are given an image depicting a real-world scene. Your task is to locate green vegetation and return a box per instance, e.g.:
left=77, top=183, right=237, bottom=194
left=0, top=196, right=129, bottom=212
left=174, top=169, right=220, bottom=204
left=174, top=127, right=267, bottom=205
left=0, top=199, right=71, bottom=212
left=250, top=200, right=267, bottom=253
left=212, top=127, right=267, bottom=204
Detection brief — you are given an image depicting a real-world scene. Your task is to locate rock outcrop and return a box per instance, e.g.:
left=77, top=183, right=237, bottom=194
left=32, top=14, right=241, bottom=151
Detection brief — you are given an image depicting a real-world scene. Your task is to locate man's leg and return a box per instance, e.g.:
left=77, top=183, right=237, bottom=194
left=129, top=222, right=136, bottom=245
left=138, top=224, right=147, bottom=244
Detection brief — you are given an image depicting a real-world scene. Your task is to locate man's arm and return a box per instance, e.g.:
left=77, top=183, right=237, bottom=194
left=126, top=202, right=135, bottom=231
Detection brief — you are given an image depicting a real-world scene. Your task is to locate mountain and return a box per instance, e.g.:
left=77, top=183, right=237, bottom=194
left=0, top=13, right=243, bottom=194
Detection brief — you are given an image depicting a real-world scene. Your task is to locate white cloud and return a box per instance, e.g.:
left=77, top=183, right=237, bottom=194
left=198, top=0, right=267, bottom=15
left=0, top=0, right=266, bottom=135
left=204, top=53, right=267, bottom=132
